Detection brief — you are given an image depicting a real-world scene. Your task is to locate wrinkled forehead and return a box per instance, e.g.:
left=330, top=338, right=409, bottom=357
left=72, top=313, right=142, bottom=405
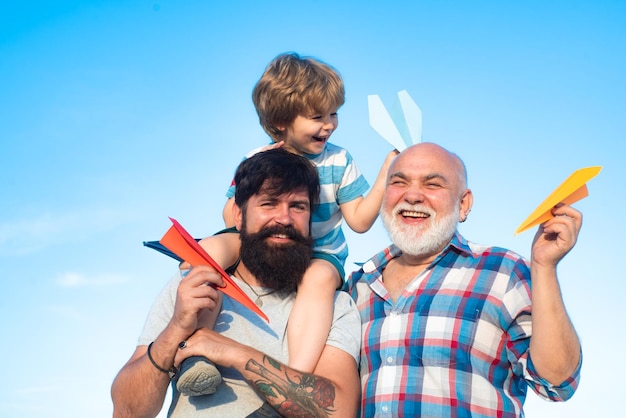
left=390, top=144, right=467, bottom=188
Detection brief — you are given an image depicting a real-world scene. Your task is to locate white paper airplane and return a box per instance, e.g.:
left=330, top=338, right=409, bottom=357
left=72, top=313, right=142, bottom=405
left=368, top=90, right=422, bottom=151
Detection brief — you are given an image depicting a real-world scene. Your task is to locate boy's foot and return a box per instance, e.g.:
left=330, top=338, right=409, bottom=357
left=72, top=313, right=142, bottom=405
left=176, top=356, right=223, bottom=396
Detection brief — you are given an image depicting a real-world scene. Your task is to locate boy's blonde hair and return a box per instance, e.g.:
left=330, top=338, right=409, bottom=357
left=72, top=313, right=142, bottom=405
left=252, top=52, right=345, bottom=141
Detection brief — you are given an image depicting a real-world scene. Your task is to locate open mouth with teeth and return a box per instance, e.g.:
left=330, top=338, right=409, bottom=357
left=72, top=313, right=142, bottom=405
left=271, top=233, right=290, bottom=239
left=265, top=235, right=295, bottom=248
left=399, top=210, right=430, bottom=219
left=312, top=136, right=328, bottom=142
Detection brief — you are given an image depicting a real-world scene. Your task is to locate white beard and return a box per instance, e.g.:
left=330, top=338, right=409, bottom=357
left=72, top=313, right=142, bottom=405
left=381, top=202, right=459, bottom=257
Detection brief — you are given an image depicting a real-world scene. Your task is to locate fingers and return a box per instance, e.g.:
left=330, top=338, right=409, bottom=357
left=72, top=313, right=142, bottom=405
left=182, top=265, right=225, bottom=289
left=173, top=329, right=218, bottom=365
left=550, top=203, right=582, bottom=230
left=180, top=269, right=223, bottom=309
left=171, top=266, right=225, bottom=331
left=384, top=150, right=399, bottom=167
left=542, top=204, right=582, bottom=240
left=531, top=204, right=582, bottom=266
left=174, top=328, right=240, bottom=368
left=260, top=141, right=284, bottom=152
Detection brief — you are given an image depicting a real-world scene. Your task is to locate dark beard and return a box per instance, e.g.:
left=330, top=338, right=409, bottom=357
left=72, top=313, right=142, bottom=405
left=239, top=224, right=313, bottom=293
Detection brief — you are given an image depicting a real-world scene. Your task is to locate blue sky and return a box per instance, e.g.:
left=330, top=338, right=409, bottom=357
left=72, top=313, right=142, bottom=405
left=1, top=1, right=624, bottom=417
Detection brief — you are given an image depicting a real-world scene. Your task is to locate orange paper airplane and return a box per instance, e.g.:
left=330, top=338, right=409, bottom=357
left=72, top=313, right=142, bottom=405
left=160, top=217, right=269, bottom=322
left=515, top=166, right=602, bottom=235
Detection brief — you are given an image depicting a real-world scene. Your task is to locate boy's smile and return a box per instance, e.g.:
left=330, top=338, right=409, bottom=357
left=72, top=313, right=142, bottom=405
left=279, top=112, right=339, bottom=155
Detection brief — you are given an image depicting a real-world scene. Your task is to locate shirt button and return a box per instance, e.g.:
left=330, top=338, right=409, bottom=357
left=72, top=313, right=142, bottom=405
left=386, top=356, right=394, bottom=363
left=382, top=405, right=389, bottom=412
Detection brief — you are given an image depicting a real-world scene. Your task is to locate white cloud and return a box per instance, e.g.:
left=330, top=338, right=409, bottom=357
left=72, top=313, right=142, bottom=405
left=12, top=384, right=60, bottom=396
left=0, top=207, right=140, bottom=256
left=56, top=271, right=129, bottom=288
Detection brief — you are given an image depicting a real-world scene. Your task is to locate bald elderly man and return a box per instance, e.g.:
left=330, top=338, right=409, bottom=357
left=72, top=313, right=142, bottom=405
left=345, top=143, right=582, bottom=417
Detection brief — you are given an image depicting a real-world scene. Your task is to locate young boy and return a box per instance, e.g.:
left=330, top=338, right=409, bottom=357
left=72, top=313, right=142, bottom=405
left=175, top=52, right=396, bottom=396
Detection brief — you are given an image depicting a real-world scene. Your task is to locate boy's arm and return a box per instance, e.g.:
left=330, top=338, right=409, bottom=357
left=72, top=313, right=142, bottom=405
left=222, top=197, right=236, bottom=227
left=178, top=228, right=241, bottom=271
left=197, top=230, right=241, bottom=270
left=340, top=150, right=397, bottom=233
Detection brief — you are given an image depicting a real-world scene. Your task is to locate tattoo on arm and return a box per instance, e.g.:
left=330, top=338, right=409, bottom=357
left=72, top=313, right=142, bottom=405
left=245, top=355, right=336, bottom=417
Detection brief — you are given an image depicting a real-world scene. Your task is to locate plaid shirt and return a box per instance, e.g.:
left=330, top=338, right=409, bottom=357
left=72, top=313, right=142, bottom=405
left=344, top=232, right=581, bottom=417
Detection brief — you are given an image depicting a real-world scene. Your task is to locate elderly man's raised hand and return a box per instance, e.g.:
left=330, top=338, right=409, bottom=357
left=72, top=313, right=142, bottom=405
left=531, top=203, right=582, bottom=269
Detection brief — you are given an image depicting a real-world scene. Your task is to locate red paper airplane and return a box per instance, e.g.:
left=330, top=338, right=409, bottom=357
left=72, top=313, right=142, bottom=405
left=160, top=217, right=269, bottom=322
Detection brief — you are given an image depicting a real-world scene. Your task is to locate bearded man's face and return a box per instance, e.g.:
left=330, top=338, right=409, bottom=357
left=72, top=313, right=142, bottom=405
left=236, top=187, right=313, bottom=292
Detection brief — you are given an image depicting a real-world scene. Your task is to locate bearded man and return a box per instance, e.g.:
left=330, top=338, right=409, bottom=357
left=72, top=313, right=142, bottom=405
left=112, top=149, right=361, bottom=418
left=344, top=142, right=583, bottom=418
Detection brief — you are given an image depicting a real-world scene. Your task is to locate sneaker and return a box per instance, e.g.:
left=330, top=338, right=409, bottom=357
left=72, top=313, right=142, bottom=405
left=176, top=356, right=223, bottom=396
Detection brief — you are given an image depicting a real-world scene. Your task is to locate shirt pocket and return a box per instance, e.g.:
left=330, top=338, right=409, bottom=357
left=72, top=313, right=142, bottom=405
left=412, top=300, right=483, bottom=369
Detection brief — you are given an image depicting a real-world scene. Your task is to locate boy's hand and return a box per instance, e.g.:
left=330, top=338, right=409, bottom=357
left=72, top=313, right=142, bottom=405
left=260, top=141, right=284, bottom=152
left=384, top=149, right=399, bottom=169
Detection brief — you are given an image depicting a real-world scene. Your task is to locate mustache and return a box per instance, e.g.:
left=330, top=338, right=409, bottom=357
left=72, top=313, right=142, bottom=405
left=240, top=223, right=313, bottom=292
left=254, top=224, right=311, bottom=244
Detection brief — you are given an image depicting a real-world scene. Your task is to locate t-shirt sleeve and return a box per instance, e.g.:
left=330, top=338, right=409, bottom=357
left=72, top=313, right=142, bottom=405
left=326, top=291, right=362, bottom=364
left=137, top=272, right=183, bottom=346
left=336, top=150, right=369, bottom=205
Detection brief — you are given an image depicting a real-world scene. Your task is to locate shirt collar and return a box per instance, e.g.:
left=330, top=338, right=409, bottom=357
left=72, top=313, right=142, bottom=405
left=448, top=231, right=474, bottom=257
left=362, top=230, right=475, bottom=275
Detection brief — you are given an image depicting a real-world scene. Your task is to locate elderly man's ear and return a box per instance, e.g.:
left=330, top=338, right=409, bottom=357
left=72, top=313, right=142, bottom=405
left=459, top=189, right=473, bottom=223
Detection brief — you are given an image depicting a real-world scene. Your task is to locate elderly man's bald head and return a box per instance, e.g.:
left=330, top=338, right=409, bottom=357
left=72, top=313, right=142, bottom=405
left=388, top=142, right=468, bottom=192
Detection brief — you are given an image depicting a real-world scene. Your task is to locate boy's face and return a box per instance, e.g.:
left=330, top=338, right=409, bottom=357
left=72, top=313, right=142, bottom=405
left=278, top=110, right=339, bottom=155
